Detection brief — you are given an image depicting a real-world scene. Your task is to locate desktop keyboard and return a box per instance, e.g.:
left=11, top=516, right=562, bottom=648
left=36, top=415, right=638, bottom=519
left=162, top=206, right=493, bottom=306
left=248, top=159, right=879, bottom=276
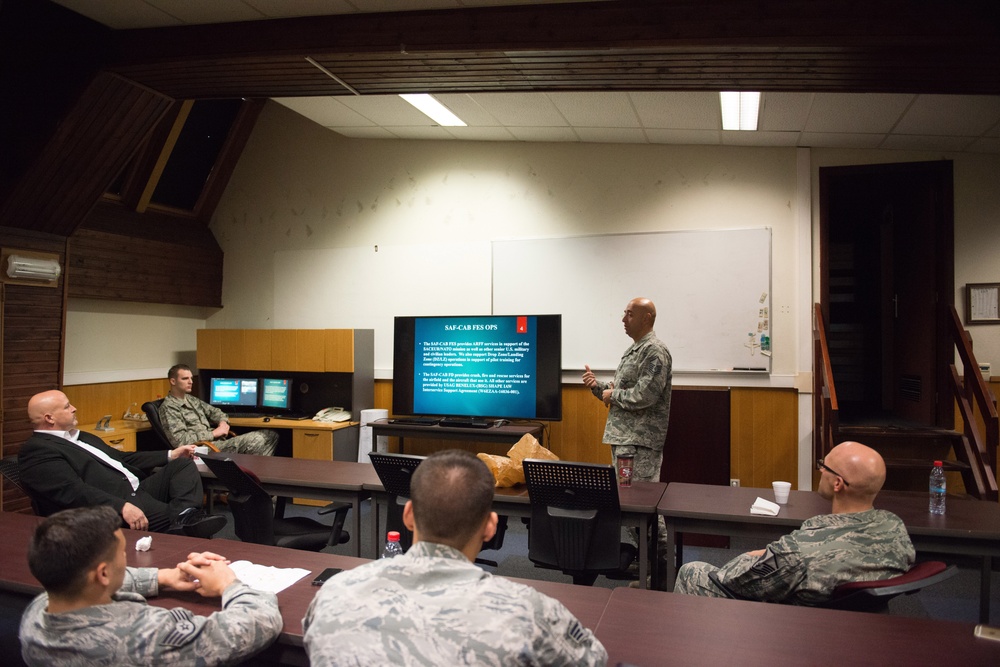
left=226, top=412, right=266, bottom=418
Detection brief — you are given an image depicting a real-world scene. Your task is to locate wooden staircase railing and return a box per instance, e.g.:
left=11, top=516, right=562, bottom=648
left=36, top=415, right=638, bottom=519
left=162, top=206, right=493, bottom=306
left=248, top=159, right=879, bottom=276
left=813, top=304, right=840, bottom=467
left=947, top=306, right=999, bottom=501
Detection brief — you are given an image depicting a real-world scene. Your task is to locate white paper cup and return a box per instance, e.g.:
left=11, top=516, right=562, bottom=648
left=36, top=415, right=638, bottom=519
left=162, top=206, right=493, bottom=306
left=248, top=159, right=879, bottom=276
left=772, top=481, right=791, bottom=504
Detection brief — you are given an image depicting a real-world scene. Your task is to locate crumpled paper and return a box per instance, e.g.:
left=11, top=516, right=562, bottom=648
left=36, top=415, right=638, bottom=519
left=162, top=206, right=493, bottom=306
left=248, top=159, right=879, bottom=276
left=135, top=535, right=152, bottom=552
left=477, top=433, right=560, bottom=487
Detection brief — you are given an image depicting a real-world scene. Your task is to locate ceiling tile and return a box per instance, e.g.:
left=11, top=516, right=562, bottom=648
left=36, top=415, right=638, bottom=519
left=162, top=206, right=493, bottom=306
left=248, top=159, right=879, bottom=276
left=966, top=137, right=1000, bottom=153
left=145, top=0, right=264, bottom=24
left=445, top=126, right=517, bottom=141
left=894, top=95, right=1000, bottom=137
left=722, top=131, right=801, bottom=147
left=805, top=93, right=914, bottom=134
left=799, top=132, right=885, bottom=149
left=880, top=134, right=973, bottom=152
left=473, top=93, right=569, bottom=127
left=645, top=128, right=720, bottom=145
left=243, top=0, right=357, bottom=19
left=273, top=97, right=374, bottom=127
left=436, top=94, right=503, bottom=126
left=51, top=0, right=183, bottom=28
left=334, top=95, right=432, bottom=126
left=506, top=127, right=579, bottom=142
left=630, top=92, right=720, bottom=130
left=330, top=126, right=398, bottom=139
left=547, top=92, right=640, bottom=128
left=760, top=93, right=813, bottom=132
left=384, top=126, right=456, bottom=140
left=573, top=127, right=648, bottom=143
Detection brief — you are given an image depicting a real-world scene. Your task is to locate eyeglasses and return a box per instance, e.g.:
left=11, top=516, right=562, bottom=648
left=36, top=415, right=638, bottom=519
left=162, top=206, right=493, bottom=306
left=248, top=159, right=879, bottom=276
left=816, top=458, right=850, bottom=486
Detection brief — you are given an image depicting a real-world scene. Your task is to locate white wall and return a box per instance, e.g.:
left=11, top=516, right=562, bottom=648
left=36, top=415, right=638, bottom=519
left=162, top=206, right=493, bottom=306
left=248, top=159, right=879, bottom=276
left=63, top=298, right=210, bottom=384
left=210, top=102, right=804, bottom=383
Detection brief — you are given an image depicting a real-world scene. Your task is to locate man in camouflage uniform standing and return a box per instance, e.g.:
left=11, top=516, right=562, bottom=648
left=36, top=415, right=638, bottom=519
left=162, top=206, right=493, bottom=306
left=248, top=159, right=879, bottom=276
left=303, top=449, right=608, bottom=666
left=19, top=505, right=282, bottom=666
left=674, top=441, right=915, bottom=604
left=159, top=364, right=278, bottom=456
left=583, top=296, right=672, bottom=582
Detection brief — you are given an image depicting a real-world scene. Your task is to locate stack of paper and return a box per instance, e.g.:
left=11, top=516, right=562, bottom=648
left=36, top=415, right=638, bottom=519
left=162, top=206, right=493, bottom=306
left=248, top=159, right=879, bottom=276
left=750, top=497, right=781, bottom=516
left=228, top=560, right=311, bottom=593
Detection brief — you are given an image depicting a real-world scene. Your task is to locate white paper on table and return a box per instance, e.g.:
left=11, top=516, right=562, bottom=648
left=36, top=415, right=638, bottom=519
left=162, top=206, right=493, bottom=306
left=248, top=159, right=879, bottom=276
left=750, top=497, right=780, bottom=516
left=228, top=560, right=311, bottom=593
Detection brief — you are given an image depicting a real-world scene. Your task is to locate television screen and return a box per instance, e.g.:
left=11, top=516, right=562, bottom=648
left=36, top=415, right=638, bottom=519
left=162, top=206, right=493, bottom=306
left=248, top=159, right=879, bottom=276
left=260, top=377, right=292, bottom=410
left=209, top=377, right=258, bottom=407
left=393, top=314, right=561, bottom=420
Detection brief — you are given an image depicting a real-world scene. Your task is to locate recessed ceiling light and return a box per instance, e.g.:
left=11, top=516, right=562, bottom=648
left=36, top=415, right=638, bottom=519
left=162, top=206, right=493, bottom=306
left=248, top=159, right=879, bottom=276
left=720, top=91, right=761, bottom=131
left=400, top=94, right=467, bottom=127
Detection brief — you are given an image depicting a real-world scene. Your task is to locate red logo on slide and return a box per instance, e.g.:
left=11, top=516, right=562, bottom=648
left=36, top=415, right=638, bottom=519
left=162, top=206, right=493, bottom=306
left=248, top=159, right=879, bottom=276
left=517, top=316, right=528, bottom=333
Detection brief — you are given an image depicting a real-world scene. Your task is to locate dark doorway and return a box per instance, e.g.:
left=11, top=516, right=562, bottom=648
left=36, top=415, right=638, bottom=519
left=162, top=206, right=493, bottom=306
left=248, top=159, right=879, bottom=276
left=819, top=160, right=954, bottom=429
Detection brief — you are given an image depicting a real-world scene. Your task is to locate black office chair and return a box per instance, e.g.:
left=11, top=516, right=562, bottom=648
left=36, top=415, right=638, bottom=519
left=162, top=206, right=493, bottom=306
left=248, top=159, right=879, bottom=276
left=200, top=456, right=349, bottom=550
left=1, top=455, right=39, bottom=514
left=522, top=458, right=636, bottom=586
left=368, top=452, right=508, bottom=564
left=708, top=560, right=958, bottom=613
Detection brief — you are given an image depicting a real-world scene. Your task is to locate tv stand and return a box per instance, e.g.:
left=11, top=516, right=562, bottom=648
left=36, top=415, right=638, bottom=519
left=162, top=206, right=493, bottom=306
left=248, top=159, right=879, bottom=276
left=371, top=418, right=543, bottom=454
left=438, top=417, right=491, bottom=429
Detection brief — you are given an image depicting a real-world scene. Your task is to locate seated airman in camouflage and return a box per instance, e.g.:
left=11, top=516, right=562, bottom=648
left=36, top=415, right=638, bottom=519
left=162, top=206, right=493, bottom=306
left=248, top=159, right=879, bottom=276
left=675, top=441, right=915, bottom=605
left=303, top=449, right=608, bottom=666
left=19, top=506, right=282, bottom=666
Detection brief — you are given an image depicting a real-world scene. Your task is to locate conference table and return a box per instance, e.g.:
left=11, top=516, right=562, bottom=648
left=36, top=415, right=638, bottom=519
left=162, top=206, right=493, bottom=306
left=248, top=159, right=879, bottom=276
left=2, top=511, right=996, bottom=666
left=197, top=452, right=382, bottom=558
left=363, top=477, right=667, bottom=590
left=658, top=483, right=1000, bottom=622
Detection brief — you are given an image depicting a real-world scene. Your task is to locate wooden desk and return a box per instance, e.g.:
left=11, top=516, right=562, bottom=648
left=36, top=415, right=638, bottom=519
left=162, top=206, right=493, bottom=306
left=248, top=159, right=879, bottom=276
left=364, top=477, right=666, bottom=589
left=369, top=418, right=544, bottom=454
left=595, top=587, right=1000, bottom=666
left=658, top=483, right=1000, bottom=622
left=198, top=453, right=382, bottom=558
left=0, top=511, right=611, bottom=665
left=228, top=417, right=359, bottom=464
left=77, top=419, right=151, bottom=452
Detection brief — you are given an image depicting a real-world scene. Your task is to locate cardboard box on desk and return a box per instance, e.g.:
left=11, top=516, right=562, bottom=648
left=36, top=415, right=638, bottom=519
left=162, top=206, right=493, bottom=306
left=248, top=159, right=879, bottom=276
left=478, top=433, right=559, bottom=487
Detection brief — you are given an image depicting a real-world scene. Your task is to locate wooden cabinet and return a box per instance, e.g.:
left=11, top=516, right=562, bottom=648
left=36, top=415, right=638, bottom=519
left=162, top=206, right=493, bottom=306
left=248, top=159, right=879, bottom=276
left=292, top=427, right=333, bottom=506
left=199, top=328, right=365, bottom=373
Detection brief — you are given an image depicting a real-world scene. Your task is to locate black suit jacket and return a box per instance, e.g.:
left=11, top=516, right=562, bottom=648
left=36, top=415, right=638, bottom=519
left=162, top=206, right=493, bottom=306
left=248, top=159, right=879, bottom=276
left=18, top=431, right=169, bottom=517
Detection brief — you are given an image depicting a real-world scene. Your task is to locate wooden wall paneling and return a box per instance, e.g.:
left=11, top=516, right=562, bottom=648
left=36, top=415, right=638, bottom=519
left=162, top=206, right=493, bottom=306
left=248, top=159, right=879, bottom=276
left=197, top=329, right=222, bottom=370
left=243, top=329, right=272, bottom=371
left=296, top=330, right=326, bottom=372
left=64, top=378, right=172, bottom=425
left=730, top=387, right=799, bottom=489
left=220, top=329, right=248, bottom=370
left=547, top=384, right=609, bottom=464
left=270, top=330, right=297, bottom=370
left=662, top=387, right=731, bottom=485
left=324, top=330, right=354, bottom=372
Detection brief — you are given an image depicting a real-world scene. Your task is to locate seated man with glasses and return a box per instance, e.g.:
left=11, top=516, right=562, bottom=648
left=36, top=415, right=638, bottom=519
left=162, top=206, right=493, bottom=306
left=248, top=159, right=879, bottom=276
left=674, top=441, right=914, bottom=605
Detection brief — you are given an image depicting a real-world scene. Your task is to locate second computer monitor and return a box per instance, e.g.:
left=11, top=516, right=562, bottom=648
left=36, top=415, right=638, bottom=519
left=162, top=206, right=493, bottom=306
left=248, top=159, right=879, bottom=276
left=260, top=377, right=292, bottom=411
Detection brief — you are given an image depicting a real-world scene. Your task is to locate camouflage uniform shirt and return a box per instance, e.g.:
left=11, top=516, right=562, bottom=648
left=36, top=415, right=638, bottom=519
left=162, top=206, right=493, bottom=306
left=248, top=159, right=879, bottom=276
left=592, top=330, right=672, bottom=451
left=303, top=541, right=608, bottom=666
left=20, top=566, right=282, bottom=666
left=675, top=509, right=915, bottom=605
left=159, top=394, right=229, bottom=446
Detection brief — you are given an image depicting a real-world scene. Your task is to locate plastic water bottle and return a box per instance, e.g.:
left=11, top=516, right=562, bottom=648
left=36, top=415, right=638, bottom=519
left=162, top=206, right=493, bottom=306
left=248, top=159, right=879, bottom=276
left=381, top=530, right=403, bottom=558
left=929, top=460, right=946, bottom=515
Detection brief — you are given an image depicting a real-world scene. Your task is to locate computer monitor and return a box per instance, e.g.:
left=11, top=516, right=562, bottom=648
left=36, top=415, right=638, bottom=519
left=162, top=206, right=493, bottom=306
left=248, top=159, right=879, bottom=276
left=260, top=377, right=292, bottom=411
left=209, top=377, right=258, bottom=407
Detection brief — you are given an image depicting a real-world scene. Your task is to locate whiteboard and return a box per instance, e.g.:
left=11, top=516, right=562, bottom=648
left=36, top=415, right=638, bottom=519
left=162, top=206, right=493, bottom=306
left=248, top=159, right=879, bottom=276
left=491, top=229, right=771, bottom=373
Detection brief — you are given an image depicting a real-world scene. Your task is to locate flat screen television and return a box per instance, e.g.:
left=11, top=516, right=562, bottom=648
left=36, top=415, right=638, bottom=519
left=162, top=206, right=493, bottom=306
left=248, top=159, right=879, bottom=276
left=393, top=314, right=562, bottom=421
left=209, top=377, right=258, bottom=407
left=260, top=377, right=292, bottom=411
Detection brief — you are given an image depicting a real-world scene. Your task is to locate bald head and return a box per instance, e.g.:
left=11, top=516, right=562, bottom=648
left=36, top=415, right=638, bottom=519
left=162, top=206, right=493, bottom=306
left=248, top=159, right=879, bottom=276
left=822, top=441, right=886, bottom=507
left=28, top=390, right=78, bottom=431
left=623, top=297, right=657, bottom=342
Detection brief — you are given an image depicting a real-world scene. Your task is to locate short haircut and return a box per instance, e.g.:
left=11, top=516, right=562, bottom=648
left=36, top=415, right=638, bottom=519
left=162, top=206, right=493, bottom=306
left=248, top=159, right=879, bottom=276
left=28, top=506, right=122, bottom=597
left=168, top=363, right=191, bottom=380
left=409, top=449, right=494, bottom=548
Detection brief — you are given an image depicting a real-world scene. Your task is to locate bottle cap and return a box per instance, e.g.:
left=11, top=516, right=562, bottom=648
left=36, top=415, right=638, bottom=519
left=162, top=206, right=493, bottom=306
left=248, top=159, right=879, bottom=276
left=934, top=460, right=943, bottom=467
left=387, top=531, right=401, bottom=541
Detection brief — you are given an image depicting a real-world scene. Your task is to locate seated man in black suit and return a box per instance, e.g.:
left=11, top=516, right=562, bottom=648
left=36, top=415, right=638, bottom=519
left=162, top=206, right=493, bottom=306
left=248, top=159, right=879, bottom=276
left=18, top=390, right=225, bottom=538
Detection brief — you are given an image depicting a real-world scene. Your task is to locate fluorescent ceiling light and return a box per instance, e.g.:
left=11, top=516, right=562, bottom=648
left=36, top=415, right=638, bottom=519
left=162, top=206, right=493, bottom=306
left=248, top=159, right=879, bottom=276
left=400, top=94, right=467, bottom=127
left=6, top=254, right=61, bottom=281
left=720, top=91, right=761, bottom=131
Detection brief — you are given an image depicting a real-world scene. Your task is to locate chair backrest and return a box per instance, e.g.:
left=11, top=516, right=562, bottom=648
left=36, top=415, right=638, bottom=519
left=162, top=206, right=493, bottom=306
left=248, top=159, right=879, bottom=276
left=522, top=458, right=621, bottom=571
left=368, top=453, right=425, bottom=552
left=141, top=399, right=172, bottom=448
left=1, top=455, right=40, bottom=515
left=199, top=456, right=276, bottom=545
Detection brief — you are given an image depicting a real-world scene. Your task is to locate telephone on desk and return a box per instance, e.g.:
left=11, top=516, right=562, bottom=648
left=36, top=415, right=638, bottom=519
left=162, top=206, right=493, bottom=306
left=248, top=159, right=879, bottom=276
left=313, top=407, right=351, bottom=423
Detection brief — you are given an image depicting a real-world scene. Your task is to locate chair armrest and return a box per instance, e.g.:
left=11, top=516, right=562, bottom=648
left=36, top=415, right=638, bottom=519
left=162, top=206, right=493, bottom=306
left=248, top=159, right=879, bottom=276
left=317, top=501, right=351, bottom=515
left=197, top=440, right=220, bottom=453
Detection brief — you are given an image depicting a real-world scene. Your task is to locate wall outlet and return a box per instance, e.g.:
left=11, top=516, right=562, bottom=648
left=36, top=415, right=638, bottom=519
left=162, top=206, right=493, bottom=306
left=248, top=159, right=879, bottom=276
left=730, top=478, right=740, bottom=487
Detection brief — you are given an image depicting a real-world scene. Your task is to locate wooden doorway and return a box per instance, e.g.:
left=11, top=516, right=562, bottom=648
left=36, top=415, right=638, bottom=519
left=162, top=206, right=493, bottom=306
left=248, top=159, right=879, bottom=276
left=819, top=160, right=954, bottom=429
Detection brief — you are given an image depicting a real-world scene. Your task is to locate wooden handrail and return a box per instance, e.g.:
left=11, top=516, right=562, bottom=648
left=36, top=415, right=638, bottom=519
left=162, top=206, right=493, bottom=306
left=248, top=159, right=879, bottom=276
left=813, top=304, right=839, bottom=465
left=947, top=306, right=998, bottom=501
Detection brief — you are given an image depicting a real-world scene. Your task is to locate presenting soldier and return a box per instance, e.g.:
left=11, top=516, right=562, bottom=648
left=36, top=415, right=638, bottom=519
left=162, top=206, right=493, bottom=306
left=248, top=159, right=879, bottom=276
left=675, top=441, right=915, bottom=604
left=582, top=296, right=672, bottom=581
left=303, top=449, right=607, bottom=666
left=19, top=506, right=282, bottom=665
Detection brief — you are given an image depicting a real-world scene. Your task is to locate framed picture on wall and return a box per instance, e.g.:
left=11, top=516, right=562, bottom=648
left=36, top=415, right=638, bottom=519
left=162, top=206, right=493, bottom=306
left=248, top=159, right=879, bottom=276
left=966, top=283, right=1000, bottom=324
